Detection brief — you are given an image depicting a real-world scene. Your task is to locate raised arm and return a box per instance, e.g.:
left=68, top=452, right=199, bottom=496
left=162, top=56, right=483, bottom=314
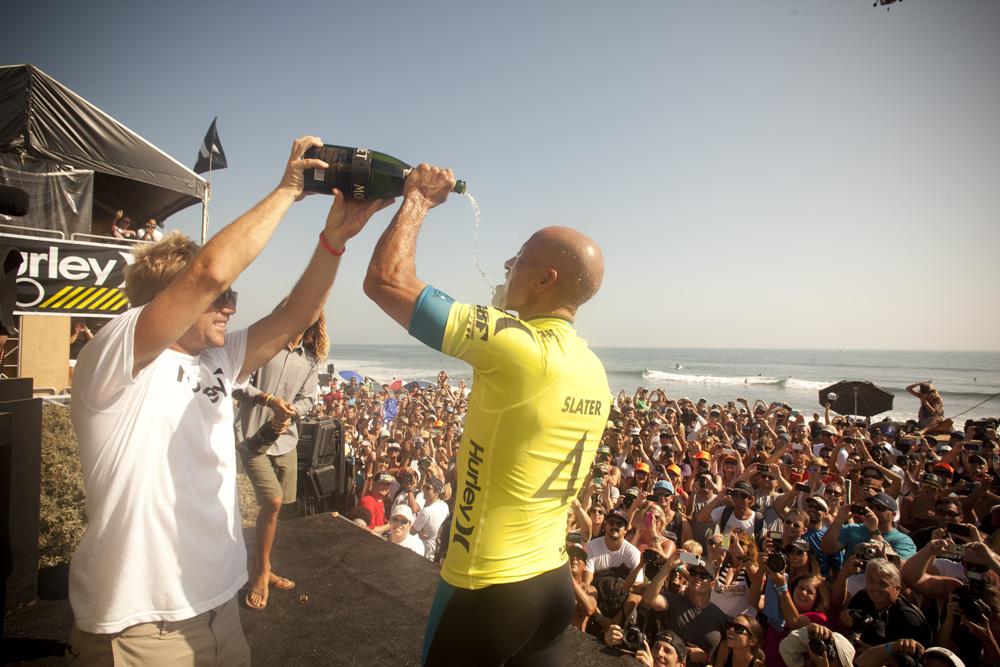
left=363, top=165, right=456, bottom=329
left=241, top=190, right=393, bottom=380
left=133, top=136, right=328, bottom=373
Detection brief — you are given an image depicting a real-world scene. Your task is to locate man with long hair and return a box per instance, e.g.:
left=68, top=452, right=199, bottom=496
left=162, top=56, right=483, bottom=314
left=234, top=303, right=328, bottom=609
left=67, top=136, right=393, bottom=665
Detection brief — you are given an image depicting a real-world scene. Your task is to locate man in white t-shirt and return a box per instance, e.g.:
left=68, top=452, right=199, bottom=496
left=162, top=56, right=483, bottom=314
left=388, top=505, right=426, bottom=556
left=697, top=480, right=762, bottom=537
left=412, top=476, right=450, bottom=561
left=66, top=136, right=394, bottom=665
left=583, top=510, right=641, bottom=585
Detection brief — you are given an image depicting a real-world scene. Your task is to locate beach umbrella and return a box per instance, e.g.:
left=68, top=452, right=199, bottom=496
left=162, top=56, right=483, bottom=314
left=339, top=370, right=364, bottom=382
left=819, top=380, right=894, bottom=417
left=403, top=380, right=433, bottom=393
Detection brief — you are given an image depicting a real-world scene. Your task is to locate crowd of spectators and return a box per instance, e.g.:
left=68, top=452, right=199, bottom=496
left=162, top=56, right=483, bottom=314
left=317, top=376, right=998, bottom=667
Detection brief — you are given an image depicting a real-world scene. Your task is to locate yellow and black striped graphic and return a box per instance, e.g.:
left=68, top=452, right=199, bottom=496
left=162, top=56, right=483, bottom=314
left=38, top=286, right=130, bottom=313
left=9, top=234, right=134, bottom=318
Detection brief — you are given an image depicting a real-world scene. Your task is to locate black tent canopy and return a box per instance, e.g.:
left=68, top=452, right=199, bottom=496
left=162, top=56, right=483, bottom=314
left=0, top=64, right=206, bottom=230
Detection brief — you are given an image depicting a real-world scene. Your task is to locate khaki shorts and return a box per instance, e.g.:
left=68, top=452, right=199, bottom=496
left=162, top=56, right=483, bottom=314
left=66, top=596, right=250, bottom=666
left=238, top=447, right=297, bottom=505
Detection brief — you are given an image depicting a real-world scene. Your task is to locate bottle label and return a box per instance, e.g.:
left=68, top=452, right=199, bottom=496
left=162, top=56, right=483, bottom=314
left=312, top=167, right=326, bottom=182
left=350, top=148, right=372, bottom=200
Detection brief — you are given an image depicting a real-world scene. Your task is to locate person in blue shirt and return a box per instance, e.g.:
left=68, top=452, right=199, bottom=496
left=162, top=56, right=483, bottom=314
left=820, top=492, right=916, bottom=562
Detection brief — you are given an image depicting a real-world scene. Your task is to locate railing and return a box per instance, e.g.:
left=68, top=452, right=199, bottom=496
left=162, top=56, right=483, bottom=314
left=0, top=223, right=65, bottom=239
left=71, top=232, right=152, bottom=245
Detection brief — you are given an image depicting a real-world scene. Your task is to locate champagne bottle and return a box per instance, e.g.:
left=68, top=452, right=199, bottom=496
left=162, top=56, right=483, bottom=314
left=302, top=145, right=466, bottom=200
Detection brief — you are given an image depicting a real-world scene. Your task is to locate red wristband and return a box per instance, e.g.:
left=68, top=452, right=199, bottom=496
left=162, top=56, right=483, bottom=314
left=318, top=231, right=346, bottom=256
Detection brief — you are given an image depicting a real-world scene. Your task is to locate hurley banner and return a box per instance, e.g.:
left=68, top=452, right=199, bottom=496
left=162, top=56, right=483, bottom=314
left=5, top=234, right=133, bottom=317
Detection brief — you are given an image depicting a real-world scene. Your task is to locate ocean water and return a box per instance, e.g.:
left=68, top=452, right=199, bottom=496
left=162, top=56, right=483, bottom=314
left=327, top=345, right=1000, bottom=423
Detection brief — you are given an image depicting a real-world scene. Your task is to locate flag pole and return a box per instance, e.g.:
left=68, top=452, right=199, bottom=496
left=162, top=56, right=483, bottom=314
left=200, top=152, right=212, bottom=245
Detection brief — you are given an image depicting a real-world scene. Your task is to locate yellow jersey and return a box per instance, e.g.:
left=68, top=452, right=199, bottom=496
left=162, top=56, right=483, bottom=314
left=409, top=286, right=611, bottom=589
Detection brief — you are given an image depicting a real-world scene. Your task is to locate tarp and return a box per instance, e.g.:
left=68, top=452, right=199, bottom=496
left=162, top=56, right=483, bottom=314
left=0, top=64, right=207, bottom=229
left=8, top=232, right=133, bottom=317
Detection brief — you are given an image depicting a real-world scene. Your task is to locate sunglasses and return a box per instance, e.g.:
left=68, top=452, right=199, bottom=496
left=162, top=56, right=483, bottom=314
left=213, top=287, right=238, bottom=309
left=691, top=570, right=714, bottom=581
left=937, top=508, right=961, bottom=518
left=730, top=491, right=752, bottom=500
left=727, top=621, right=751, bottom=636
left=654, top=493, right=672, bottom=501
left=390, top=516, right=410, bottom=525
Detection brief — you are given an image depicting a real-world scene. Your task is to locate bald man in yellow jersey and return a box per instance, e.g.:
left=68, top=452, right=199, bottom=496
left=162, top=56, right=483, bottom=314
left=364, top=165, right=610, bottom=666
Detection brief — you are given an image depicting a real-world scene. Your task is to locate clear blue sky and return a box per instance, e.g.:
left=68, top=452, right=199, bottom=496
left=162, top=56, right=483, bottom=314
left=5, top=0, right=999, bottom=350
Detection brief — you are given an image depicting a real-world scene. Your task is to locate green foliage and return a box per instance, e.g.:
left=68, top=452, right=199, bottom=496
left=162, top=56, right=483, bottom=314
left=38, top=404, right=259, bottom=568
left=38, top=404, right=86, bottom=568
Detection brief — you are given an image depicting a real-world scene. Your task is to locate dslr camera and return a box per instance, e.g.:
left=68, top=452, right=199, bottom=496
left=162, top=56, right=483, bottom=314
left=642, top=549, right=664, bottom=581
left=807, top=627, right=837, bottom=661
left=852, top=541, right=884, bottom=571
left=620, top=609, right=647, bottom=653
left=955, top=583, right=990, bottom=625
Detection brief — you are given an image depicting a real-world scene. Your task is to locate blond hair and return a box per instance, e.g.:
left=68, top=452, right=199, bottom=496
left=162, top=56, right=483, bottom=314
left=124, top=231, right=200, bottom=306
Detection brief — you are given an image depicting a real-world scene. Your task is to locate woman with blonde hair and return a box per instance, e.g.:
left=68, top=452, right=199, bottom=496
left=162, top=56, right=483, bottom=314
left=234, top=301, right=327, bottom=610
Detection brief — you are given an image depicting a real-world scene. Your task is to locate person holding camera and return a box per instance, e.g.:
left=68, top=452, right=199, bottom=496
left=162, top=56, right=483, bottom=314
left=603, top=627, right=689, bottom=667
left=412, top=476, right=449, bottom=561
left=234, top=305, right=326, bottom=610
left=840, top=558, right=932, bottom=650
left=778, top=623, right=856, bottom=667
left=640, top=551, right=730, bottom=665
left=901, top=539, right=1000, bottom=667
left=820, top=493, right=916, bottom=563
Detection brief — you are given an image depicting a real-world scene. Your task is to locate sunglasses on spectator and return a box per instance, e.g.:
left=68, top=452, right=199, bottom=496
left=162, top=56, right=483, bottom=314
left=213, top=287, right=238, bottom=309
left=589, top=508, right=606, bottom=515
left=390, top=516, right=410, bottom=525
left=727, top=621, right=751, bottom=636
left=937, top=508, right=961, bottom=518
left=690, top=570, right=714, bottom=581
left=730, top=491, right=752, bottom=500
left=653, top=493, right=672, bottom=500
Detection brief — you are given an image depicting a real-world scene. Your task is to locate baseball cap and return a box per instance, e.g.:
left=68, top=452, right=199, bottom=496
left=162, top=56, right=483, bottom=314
left=693, top=451, right=711, bottom=461
left=920, top=472, right=945, bottom=488
left=788, top=539, right=811, bottom=553
left=653, top=480, right=675, bottom=495
left=635, top=462, right=651, bottom=473
left=732, top=480, right=754, bottom=495
left=375, top=472, right=395, bottom=484
left=666, top=464, right=682, bottom=476
left=923, top=647, right=964, bottom=667
left=868, top=492, right=898, bottom=512
left=932, top=462, right=955, bottom=475
left=805, top=496, right=829, bottom=512
left=606, top=509, right=629, bottom=525
left=566, top=543, right=588, bottom=560
left=821, top=424, right=839, bottom=435
left=597, top=445, right=612, bottom=456
left=391, top=505, right=414, bottom=523
left=424, top=476, right=444, bottom=492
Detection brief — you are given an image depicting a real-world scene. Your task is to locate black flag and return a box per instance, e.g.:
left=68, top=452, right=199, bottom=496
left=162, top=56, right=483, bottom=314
left=194, top=117, right=228, bottom=174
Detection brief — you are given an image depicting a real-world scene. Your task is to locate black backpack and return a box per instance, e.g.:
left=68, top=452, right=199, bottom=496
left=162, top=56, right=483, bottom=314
left=717, top=505, right=765, bottom=541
